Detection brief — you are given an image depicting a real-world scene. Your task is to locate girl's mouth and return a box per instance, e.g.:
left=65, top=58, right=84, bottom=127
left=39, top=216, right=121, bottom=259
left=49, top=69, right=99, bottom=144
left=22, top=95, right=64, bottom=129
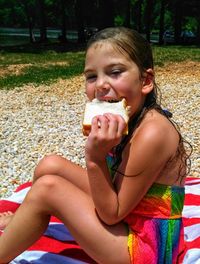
left=97, top=97, right=123, bottom=103
left=107, top=99, right=120, bottom=103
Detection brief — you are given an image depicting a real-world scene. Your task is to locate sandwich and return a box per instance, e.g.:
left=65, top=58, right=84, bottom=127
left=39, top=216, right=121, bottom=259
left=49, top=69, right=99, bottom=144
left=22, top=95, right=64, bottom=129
left=82, top=98, right=130, bottom=136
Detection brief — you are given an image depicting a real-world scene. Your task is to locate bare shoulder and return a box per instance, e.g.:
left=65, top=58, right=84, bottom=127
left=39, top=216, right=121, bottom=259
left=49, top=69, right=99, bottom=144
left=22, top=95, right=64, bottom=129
left=133, top=110, right=179, bottom=154
left=119, top=110, right=180, bottom=180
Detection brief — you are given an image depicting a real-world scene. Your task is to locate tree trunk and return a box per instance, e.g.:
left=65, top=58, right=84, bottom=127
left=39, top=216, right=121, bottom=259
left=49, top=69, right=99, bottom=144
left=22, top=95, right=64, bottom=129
left=134, top=0, right=143, bottom=33
left=97, top=0, right=114, bottom=29
left=174, top=0, right=182, bottom=44
left=20, top=0, right=35, bottom=43
left=124, top=0, right=131, bottom=27
left=196, top=15, right=200, bottom=45
left=60, top=0, right=67, bottom=42
left=159, top=0, right=166, bottom=45
left=75, top=0, right=85, bottom=43
left=37, top=0, right=47, bottom=43
left=145, top=0, right=154, bottom=42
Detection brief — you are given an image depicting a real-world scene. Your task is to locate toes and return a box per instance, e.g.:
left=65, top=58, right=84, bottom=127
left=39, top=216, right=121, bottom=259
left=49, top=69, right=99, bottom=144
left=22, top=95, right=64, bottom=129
left=0, top=211, right=14, bottom=230
left=7, top=211, right=13, bottom=216
left=0, top=211, right=13, bottom=217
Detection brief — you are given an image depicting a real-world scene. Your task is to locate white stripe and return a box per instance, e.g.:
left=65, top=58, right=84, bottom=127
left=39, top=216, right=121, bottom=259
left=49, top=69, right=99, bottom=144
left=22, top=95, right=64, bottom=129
left=183, top=248, right=200, bottom=264
left=185, top=184, right=200, bottom=195
left=3, top=187, right=30, bottom=204
left=184, top=223, right=200, bottom=241
left=186, top=179, right=200, bottom=184
left=183, top=205, right=200, bottom=218
left=10, top=250, right=87, bottom=264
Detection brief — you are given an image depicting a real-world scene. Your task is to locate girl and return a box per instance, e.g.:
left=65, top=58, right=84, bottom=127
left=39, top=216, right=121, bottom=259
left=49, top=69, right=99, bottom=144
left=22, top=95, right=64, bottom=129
left=0, top=27, right=190, bottom=264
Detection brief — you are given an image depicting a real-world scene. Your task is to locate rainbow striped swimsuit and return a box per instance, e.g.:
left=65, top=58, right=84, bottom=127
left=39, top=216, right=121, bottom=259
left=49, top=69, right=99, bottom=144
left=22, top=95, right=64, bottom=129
left=106, top=153, right=185, bottom=263
left=124, top=183, right=185, bottom=264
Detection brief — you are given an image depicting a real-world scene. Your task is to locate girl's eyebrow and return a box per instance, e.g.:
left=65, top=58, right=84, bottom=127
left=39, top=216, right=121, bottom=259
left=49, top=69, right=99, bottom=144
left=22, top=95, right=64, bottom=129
left=84, top=63, right=126, bottom=74
left=83, top=69, right=93, bottom=75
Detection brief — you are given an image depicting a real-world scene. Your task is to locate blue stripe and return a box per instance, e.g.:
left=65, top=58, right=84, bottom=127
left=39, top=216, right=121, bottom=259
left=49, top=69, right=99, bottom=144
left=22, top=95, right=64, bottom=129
left=44, top=223, right=74, bottom=241
left=11, top=251, right=88, bottom=264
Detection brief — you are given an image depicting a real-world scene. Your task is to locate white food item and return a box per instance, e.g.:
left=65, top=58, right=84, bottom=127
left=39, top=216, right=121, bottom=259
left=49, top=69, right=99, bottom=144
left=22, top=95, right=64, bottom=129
left=82, top=98, right=130, bottom=136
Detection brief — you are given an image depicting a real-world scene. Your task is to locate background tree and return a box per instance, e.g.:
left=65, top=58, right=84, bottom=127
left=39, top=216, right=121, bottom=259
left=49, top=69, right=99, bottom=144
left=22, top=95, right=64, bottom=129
left=97, top=0, right=114, bottom=29
left=36, top=0, right=47, bottom=42
left=75, top=0, right=86, bottom=43
left=158, top=0, right=167, bottom=45
left=59, top=0, right=68, bottom=42
left=133, top=0, right=144, bottom=32
left=0, top=0, right=199, bottom=45
left=19, top=0, right=36, bottom=43
left=144, top=0, right=154, bottom=41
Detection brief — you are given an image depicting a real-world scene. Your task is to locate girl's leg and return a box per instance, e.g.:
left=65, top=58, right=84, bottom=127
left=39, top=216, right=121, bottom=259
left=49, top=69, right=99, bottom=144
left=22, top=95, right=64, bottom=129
left=0, top=175, right=130, bottom=264
left=33, top=154, right=90, bottom=194
left=0, top=155, right=90, bottom=229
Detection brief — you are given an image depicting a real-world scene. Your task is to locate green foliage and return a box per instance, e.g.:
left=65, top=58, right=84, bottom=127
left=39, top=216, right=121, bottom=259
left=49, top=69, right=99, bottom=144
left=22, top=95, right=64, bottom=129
left=183, top=17, right=198, bottom=31
left=114, top=15, right=125, bottom=26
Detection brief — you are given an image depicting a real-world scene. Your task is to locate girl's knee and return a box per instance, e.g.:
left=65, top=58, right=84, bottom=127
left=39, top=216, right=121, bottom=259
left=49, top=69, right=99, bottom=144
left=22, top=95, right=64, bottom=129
left=25, top=175, right=60, bottom=212
left=33, top=154, right=64, bottom=182
left=30, top=175, right=59, bottom=201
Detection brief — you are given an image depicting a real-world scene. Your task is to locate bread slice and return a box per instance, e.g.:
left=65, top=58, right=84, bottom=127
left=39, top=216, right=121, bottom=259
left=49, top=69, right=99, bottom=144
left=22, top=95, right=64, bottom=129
left=82, top=98, right=130, bottom=136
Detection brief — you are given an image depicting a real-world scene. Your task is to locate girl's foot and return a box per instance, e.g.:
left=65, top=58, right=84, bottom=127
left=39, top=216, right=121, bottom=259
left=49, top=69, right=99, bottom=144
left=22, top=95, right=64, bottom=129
left=0, top=211, right=14, bottom=230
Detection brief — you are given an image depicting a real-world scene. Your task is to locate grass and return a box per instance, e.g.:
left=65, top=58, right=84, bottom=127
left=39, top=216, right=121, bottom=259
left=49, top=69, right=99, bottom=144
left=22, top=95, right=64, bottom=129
left=152, top=45, right=200, bottom=66
left=0, top=43, right=200, bottom=90
left=0, top=44, right=85, bottom=89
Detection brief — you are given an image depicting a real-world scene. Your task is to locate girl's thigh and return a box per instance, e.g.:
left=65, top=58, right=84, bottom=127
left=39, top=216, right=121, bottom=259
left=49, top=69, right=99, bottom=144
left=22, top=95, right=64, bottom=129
left=33, top=175, right=130, bottom=264
left=33, top=154, right=90, bottom=194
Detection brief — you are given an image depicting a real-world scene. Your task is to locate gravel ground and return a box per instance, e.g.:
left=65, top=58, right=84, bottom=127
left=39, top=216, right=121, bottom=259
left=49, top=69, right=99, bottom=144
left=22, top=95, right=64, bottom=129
left=0, top=61, right=200, bottom=198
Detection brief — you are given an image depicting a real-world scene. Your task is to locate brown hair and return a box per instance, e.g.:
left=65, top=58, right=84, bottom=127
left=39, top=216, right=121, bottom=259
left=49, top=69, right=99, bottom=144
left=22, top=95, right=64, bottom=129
left=87, top=27, right=192, bottom=183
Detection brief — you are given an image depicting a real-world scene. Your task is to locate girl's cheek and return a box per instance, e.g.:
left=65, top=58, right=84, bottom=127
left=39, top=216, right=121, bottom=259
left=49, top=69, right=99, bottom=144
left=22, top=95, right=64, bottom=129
left=85, top=85, right=95, bottom=101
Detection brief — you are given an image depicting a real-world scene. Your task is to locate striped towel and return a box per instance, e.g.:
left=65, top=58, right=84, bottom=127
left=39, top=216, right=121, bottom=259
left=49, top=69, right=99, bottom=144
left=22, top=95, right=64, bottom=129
left=0, top=177, right=200, bottom=263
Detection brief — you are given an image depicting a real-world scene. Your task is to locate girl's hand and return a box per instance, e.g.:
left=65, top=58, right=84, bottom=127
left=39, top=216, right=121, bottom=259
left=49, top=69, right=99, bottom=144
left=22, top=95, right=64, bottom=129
left=85, top=113, right=126, bottom=163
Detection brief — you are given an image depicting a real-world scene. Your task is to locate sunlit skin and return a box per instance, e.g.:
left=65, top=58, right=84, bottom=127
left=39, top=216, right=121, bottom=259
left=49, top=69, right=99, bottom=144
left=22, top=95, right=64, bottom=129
left=0, top=34, right=184, bottom=264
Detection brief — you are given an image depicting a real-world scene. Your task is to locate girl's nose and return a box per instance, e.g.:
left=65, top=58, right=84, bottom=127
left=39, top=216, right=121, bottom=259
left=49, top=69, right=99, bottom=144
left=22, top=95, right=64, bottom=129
left=95, top=76, right=110, bottom=91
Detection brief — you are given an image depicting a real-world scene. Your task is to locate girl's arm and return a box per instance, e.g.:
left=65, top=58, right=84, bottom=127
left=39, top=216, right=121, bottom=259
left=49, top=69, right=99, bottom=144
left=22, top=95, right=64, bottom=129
left=86, top=113, right=177, bottom=225
left=85, top=114, right=126, bottom=224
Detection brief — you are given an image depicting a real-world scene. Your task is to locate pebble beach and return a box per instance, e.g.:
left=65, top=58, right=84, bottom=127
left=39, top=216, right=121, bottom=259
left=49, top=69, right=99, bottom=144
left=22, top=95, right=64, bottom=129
left=0, top=61, right=200, bottom=198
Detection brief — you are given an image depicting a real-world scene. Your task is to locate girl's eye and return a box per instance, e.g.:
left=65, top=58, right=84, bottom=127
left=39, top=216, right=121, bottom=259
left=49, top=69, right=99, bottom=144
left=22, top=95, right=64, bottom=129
left=111, top=69, right=122, bottom=76
left=85, top=74, right=97, bottom=82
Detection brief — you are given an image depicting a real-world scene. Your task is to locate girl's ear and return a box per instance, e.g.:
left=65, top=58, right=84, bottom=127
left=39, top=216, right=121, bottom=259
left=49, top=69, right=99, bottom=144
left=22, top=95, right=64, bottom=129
left=141, top=69, right=154, bottom=95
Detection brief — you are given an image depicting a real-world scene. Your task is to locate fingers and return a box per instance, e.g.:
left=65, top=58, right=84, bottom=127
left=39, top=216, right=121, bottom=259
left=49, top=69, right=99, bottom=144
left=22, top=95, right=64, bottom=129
left=91, top=113, right=126, bottom=136
left=104, top=113, right=126, bottom=136
left=86, top=114, right=126, bottom=156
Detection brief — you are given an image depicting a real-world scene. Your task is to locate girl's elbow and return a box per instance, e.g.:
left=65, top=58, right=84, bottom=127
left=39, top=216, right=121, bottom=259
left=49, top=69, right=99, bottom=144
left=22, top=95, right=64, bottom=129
left=98, top=212, right=123, bottom=225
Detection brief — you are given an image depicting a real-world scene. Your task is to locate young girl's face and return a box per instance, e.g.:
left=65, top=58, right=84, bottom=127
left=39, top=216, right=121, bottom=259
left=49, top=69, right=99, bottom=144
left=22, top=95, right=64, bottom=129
left=84, top=42, right=153, bottom=117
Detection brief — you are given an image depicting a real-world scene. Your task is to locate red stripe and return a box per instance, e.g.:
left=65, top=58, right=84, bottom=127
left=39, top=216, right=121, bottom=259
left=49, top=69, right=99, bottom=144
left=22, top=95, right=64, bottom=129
left=184, top=236, right=200, bottom=249
left=15, top=182, right=32, bottom=192
left=28, top=235, right=80, bottom=252
left=183, top=217, right=200, bottom=227
left=28, top=235, right=96, bottom=263
left=186, top=177, right=196, bottom=181
left=184, top=194, right=200, bottom=205
left=185, top=177, right=200, bottom=184
left=0, top=200, right=20, bottom=213
left=50, top=215, right=62, bottom=223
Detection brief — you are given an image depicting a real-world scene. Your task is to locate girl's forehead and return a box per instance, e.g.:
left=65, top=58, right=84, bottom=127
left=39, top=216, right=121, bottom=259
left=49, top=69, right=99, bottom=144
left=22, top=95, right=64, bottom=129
left=88, top=41, right=119, bottom=54
left=87, top=41, right=130, bottom=60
